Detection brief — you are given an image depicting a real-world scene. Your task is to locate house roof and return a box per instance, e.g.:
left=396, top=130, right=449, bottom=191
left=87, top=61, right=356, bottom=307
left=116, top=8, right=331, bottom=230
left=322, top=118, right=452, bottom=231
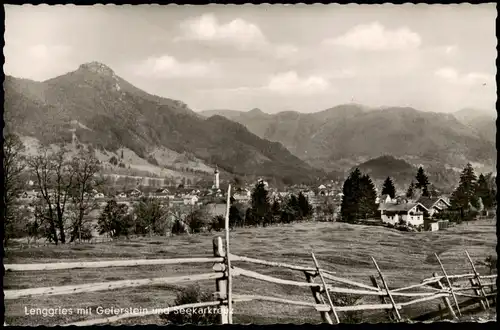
left=417, top=197, right=450, bottom=209
left=378, top=202, right=429, bottom=212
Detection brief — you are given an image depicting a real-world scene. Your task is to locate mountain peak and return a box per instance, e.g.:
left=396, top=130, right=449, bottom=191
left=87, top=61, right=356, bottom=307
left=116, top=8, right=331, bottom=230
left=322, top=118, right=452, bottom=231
left=248, top=108, right=264, bottom=114
left=78, top=61, right=115, bottom=76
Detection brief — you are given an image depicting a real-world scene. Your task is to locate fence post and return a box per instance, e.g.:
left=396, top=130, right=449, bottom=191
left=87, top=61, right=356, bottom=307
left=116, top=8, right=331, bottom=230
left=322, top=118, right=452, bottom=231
left=224, top=185, right=233, bottom=324
left=432, top=272, right=457, bottom=320
left=464, top=250, right=489, bottom=309
left=311, top=252, right=340, bottom=324
left=369, top=275, right=395, bottom=322
left=469, top=278, right=487, bottom=310
left=305, top=271, right=333, bottom=324
left=434, top=253, right=462, bottom=317
left=370, top=257, right=402, bottom=322
left=213, top=236, right=229, bottom=324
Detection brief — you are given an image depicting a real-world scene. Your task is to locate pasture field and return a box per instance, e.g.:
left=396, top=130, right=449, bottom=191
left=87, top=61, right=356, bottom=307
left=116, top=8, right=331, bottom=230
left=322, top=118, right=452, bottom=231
left=4, top=219, right=497, bottom=325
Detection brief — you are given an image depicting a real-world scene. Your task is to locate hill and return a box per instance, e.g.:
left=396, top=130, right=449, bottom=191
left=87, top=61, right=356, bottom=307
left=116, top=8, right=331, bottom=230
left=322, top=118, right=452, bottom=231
left=201, top=106, right=496, bottom=175
left=453, top=108, right=496, bottom=144
left=4, top=62, right=322, bottom=185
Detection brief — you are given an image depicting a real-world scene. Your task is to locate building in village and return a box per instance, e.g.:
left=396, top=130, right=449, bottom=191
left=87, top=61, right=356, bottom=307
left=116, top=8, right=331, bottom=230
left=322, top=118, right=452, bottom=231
left=376, top=194, right=394, bottom=204
left=416, top=196, right=451, bottom=218
left=378, top=202, right=429, bottom=226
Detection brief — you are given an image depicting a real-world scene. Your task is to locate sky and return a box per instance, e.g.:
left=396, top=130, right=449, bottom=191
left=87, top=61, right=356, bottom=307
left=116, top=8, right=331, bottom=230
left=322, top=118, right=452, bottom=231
left=4, top=4, right=497, bottom=114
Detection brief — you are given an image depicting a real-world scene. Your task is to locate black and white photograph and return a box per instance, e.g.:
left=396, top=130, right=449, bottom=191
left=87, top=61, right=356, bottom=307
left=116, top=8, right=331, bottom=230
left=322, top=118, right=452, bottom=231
left=2, top=3, right=497, bottom=326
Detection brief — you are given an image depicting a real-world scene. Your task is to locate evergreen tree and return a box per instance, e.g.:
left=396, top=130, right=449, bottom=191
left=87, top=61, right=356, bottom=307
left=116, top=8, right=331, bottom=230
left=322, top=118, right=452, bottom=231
left=381, top=177, right=396, bottom=199
left=340, top=168, right=362, bottom=222
left=250, top=181, right=271, bottom=226
left=451, top=163, right=478, bottom=212
left=415, top=167, right=430, bottom=197
left=271, top=198, right=281, bottom=223
left=406, top=180, right=415, bottom=199
left=244, top=207, right=256, bottom=226
left=298, top=192, right=313, bottom=219
left=475, top=173, right=496, bottom=209
left=359, top=174, right=378, bottom=219
left=228, top=204, right=244, bottom=228
left=288, top=194, right=301, bottom=219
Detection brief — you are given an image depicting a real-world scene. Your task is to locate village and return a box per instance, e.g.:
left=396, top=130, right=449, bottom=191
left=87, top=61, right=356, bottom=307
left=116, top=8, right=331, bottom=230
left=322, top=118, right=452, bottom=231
left=15, top=162, right=478, bottom=240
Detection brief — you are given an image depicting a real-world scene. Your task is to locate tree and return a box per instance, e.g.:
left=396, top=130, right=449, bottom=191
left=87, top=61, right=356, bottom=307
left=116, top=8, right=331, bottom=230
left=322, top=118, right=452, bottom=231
left=97, top=199, right=131, bottom=238
left=232, top=176, right=242, bottom=187
left=451, top=163, right=478, bottom=218
left=298, top=192, right=313, bottom=219
left=109, top=156, right=118, bottom=166
left=249, top=181, right=271, bottom=226
left=68, top=146, right=104, bottom=242
left=27, top=146, right=75, bottom=244
left=341, top=169, right=377, bottom=221
left=381, top=177, right=396, bottom=199
left=3, top=133, right=27, bottom=246
left=475, top=173, right=496, bottom=210
left=185, top=206, right=210, bottom=234
left=359, top=174, right=378, bottom=219
left=270, top=198, right=281, bottom=223
left=341, top=168, right=362, bottom=222
left=406, top=180, right=415, bottom=199
left=245, top=207, right=255, bottom=226
left=134, top=197, right=169, bottom=236
left=316, top=196, right=337, bottom=222
left=415, top=167, right=430, bottom=197
left=229, top=203, right=245, bottom=228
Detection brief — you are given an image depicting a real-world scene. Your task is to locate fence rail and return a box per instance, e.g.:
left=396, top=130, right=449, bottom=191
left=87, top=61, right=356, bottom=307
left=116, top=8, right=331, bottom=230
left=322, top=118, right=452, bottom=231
left=5, top=244, right=496, bottom=325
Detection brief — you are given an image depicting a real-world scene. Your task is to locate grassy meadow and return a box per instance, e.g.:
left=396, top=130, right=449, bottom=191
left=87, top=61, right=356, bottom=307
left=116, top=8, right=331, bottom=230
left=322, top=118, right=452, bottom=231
left=4, top=218, right=497, bottom=325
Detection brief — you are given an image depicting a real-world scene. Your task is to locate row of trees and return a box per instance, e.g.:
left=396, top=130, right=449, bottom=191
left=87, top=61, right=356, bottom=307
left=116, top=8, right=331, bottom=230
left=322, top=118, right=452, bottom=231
left=342, top=163, right=496, bottom=223
left=450, top=163, right=496, bottom=212
left=94, top=181, right=315, bottom=239
left=244, top=181, right=313, bottom=227
left=379, top=166, right=435, bottom=201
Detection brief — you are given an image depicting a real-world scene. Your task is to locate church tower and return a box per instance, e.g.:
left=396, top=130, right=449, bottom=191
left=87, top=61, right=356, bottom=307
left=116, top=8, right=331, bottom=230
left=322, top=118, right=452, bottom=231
left=214, top=165, right=220, bottom=190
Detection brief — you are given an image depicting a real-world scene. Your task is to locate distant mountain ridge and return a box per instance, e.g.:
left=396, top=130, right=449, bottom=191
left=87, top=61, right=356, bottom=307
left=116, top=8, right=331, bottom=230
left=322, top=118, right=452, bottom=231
left=200, top=105, right=496, bottom=174
left=354, top=155, right=460, bottom=193
left=453, top=108, right=496, bottom=144
left=4, top=62, right=322, bottom=184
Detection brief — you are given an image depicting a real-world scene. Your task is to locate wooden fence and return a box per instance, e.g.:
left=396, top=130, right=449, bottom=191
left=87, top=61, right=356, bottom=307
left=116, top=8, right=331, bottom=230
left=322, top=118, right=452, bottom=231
left=4, top=185, right=497, bottom=325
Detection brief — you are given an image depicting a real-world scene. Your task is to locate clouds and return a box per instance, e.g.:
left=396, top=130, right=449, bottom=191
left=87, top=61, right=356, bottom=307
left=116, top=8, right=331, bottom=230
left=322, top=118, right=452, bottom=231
left=176, top=13, right=298, bottom=61
left=3, top=5, right=496, bottom=113
left=28, top=44, right=71, bottom=59
left=266, top=72, right=330, bottom=95
left=177, top=13, right=267, bottom=50
left=4, top=41, right=73, bottom=80
left=324, top=22, right=421, bottom=51
left=435, top=67, right=494, bottom=86
left=133, top=55, right=216, bottom=79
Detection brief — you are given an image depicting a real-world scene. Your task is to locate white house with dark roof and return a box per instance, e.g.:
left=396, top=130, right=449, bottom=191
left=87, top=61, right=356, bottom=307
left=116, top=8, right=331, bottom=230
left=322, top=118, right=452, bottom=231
left=378, top=202, right=429, bottom=226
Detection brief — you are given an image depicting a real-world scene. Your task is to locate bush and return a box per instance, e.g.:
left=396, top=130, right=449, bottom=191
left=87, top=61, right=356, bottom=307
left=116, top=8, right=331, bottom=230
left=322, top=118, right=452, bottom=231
left=160, top=285, right=219, bottom=325
left=209, top=215, right=225, bottom=232
left=171, top=219, right=189, bottom=235
left=185, top=208, right=210, bottom=233
left=109, top=156, right=118, bottom=166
